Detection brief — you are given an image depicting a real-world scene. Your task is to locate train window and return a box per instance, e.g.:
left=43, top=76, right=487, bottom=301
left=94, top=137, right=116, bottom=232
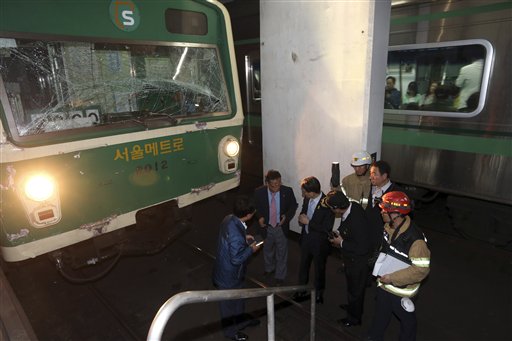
left=384, top=40, right=493, bottom=117
left=0, top=38, right=229, bottom=141
left=165, top=9, right=207, bottom=35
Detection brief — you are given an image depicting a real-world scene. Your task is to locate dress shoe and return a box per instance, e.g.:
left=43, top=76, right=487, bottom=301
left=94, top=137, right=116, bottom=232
left=315, top=294, right=324, bottom=304
left=292, top=291, right=310, bottom=302
left=337, top=317, right=361, bottom=327
left=339, top=303, right=348, bottom=311
left=229, top=331, right=249, bottom=341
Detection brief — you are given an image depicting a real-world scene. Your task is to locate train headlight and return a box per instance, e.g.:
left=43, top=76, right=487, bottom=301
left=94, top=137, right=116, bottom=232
left=218, top=135, right=240, bottom=174
left=17, top=173, right=61, bottom=228
left=224, top=138, right=240, bottom=157
left=25, top=174, right=55, bottom=202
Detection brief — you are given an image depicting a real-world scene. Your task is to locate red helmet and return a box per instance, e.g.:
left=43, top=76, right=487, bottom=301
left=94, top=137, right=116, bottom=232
left=379, top=191, right=412, bottom=215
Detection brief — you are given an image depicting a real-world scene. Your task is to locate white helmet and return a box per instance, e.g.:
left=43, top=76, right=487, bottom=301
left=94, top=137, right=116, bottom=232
left=351, top=151, right=372, bottom=166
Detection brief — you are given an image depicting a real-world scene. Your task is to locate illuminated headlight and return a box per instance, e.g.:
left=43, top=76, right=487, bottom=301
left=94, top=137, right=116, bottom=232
left=224, top=138, right=240, bottom=157
left=24, top=174, right=55, bottom=202
left=218, top=135, right=240, bottom=174
left=17, top=172, right=61, bottom=228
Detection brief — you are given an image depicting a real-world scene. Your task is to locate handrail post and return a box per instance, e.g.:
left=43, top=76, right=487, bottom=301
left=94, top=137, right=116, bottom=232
left=266, top=293, right=275, bottom=341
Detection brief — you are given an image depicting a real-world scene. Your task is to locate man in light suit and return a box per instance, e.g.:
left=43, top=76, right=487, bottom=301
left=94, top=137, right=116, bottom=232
left=212, top=195, right=262, bottom=341
left=292, top=176, right=335, bottom=304
left=254, top=170, right=298, bottom=286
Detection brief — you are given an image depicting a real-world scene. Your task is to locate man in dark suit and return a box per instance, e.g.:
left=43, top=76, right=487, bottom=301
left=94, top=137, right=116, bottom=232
left=292, top=176, right=335, bottom=304
left=366, top=161, right=403, bottom=265
left=327, top=190, right=371, bottom=327
left=253, top=170, right=298, bottom=285
left=212, top=195, right=262, bottom=341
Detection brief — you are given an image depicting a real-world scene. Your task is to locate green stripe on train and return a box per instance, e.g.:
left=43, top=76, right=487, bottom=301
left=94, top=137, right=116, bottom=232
left=391, top=1, right=512, bottom=26
left=382, top=126, right=512, bottom=157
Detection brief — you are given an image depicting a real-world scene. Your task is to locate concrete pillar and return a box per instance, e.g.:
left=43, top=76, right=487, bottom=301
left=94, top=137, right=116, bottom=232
left=260, top=0, right=391, bottom=232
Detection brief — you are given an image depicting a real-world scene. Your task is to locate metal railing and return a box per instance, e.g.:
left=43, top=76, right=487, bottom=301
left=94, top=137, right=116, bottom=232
left=147, top=285, right=315, bottom=341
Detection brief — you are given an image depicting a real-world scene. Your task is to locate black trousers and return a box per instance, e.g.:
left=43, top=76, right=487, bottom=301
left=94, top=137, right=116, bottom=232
left=368, top=288, right=417, bottom=341
left=344, top=257, right=370, bottom=321
left=298, top=234, right=330, bottom=292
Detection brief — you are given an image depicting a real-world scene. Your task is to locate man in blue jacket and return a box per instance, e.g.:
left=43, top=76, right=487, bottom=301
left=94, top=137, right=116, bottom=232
left=212, top=195, right=262, bottom=341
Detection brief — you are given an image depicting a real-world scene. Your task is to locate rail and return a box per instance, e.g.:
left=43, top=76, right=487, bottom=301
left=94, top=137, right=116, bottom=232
left=147, top=285, right=315, bottom=341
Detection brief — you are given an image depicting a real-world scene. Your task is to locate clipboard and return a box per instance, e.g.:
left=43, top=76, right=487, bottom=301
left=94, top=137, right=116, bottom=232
left=372, top=252, right=410, bottom=276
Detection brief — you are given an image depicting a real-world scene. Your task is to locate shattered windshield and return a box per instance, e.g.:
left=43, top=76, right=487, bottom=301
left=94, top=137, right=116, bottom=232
left=0, top=38, right=230, bottom=138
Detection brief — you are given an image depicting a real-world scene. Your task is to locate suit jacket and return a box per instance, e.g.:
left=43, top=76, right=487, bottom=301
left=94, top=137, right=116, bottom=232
left=365, top=182, right=403, bottom=249
left=254, top=184, right=298, bottom=237
left=337, top=202, right=371, bottom=259
left=299, top=193, right=335, bottom=241
left=212, top=214, right=253, bottom=289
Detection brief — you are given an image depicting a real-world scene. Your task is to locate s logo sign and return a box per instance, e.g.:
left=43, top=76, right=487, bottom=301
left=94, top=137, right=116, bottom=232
left=110, top=0, right=140, bottom=32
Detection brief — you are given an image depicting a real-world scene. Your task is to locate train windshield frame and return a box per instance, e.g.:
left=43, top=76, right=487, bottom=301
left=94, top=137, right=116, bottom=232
left=385, top=39, right=494, bottom=118
left=0, top=35, right=231, bottom=146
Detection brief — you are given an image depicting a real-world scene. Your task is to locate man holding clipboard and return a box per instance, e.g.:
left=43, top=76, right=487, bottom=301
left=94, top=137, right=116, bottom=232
left=368, top=192, right=431, bottom=341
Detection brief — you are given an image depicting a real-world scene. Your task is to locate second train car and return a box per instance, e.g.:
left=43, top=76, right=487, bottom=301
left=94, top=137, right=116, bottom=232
left=382, top=0, right=511, bottom=248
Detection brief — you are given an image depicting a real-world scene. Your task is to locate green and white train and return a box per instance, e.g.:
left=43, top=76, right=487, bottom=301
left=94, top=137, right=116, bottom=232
left=0, top=0, right=243, bottom=264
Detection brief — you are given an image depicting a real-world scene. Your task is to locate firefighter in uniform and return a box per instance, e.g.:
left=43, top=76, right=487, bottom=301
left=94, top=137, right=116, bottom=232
left=340, top=151, right=372, bottom=209
left=368, top=191, right=430, bottom=341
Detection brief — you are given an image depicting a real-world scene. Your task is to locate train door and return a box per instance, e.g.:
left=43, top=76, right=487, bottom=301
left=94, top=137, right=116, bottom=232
left=239, top=48, right=263, bottom=189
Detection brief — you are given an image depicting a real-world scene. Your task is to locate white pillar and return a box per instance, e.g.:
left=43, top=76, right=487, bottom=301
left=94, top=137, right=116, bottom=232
left=260, top=0, right=391, bottom=232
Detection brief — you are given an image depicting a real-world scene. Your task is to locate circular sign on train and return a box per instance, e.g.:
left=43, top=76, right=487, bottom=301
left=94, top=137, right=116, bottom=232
left=109, top=0, right=140, bottom=32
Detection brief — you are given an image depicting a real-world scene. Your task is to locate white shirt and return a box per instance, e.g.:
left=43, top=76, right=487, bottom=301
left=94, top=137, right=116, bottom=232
left=455, top=59, right=483, bottom=109
left=341, top=202, right=352, bottom=222
left=306, top=193, right=322, bottom=233
left=372, top=181, right=392, bottom=207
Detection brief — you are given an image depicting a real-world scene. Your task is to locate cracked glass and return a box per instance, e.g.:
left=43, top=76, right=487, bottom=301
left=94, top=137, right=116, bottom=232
left=0, top=38, right=230, bottom=138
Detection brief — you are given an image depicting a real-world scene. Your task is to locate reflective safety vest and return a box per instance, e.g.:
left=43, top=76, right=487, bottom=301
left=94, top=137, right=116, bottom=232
left=378, top=222, right=430, bottom=298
